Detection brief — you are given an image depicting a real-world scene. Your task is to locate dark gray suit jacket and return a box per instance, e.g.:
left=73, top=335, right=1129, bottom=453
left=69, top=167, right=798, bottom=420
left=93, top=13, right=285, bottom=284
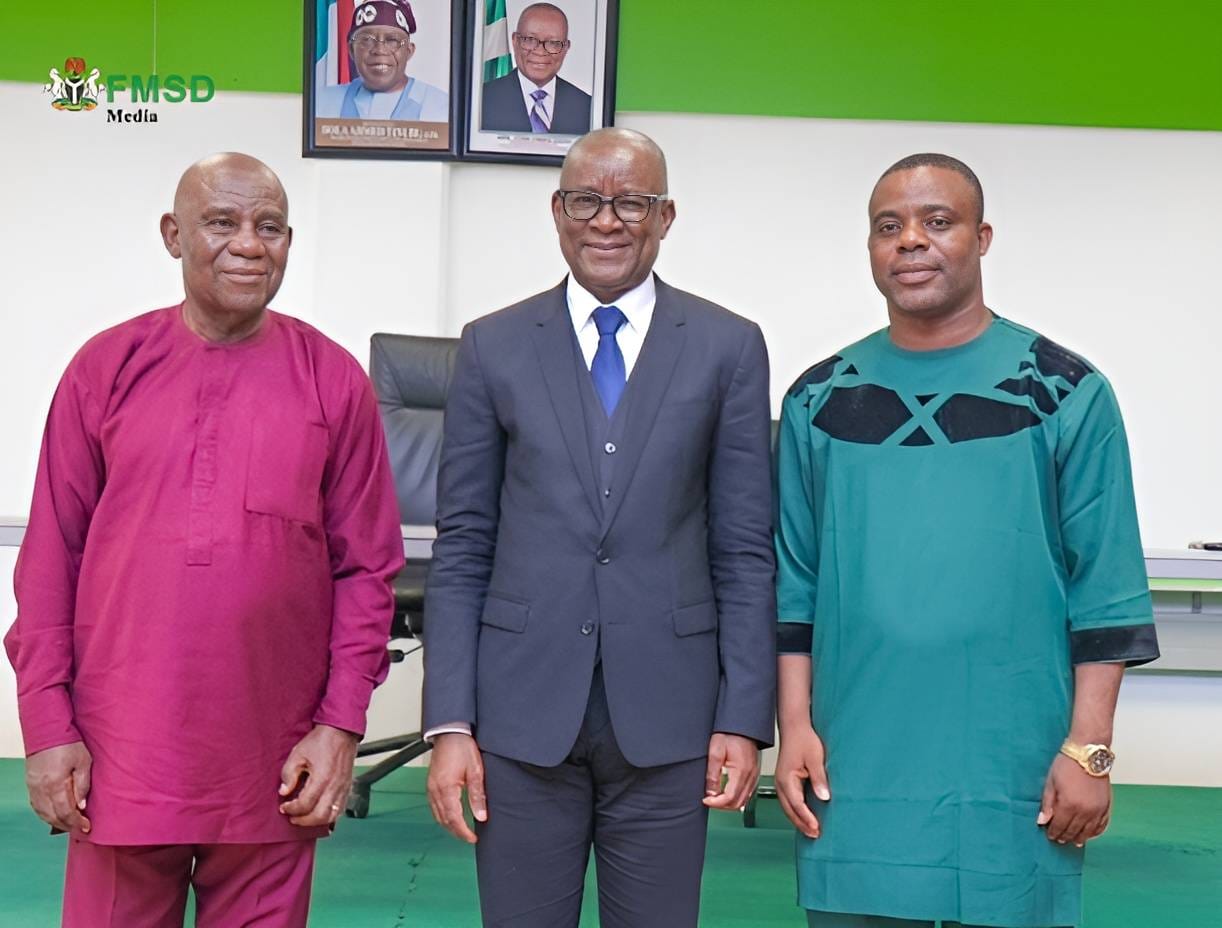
left=480, top=69, right=592, bottom=135
left=423, top=277, right=776, bottom=768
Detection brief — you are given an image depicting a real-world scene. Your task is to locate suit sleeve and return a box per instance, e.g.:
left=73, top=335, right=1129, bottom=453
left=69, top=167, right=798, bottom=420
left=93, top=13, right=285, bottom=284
left=706, top=322, right=777, bottom=746
left=4, top=363, right=105, bottom=756
left=422, top=323, right=507, bottom=731
left=313, top=359, right=405, bottom=737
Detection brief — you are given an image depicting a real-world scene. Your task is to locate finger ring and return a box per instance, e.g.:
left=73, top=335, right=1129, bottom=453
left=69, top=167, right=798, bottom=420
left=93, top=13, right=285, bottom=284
left=330, top=803, right=341, bottom=812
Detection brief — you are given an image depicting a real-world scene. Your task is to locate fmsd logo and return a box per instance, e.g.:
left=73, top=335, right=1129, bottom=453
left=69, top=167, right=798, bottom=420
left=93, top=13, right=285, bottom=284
left=45, top=57, right=106, bottom=111
left=42, top=57, right=216, bottom=123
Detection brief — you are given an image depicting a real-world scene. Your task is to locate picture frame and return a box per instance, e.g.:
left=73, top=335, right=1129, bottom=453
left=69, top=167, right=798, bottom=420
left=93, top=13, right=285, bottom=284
left=303, top=0, right=465, bottom=160
left=461, top=0, right=618, bottom=166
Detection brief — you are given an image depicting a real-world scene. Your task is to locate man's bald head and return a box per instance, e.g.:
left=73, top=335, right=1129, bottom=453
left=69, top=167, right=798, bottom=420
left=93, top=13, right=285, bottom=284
left=518, top=2, right=568, bottom=30
left=560, top=128, right=669, bottom=194
left=173, top=153, right=288, bottom=218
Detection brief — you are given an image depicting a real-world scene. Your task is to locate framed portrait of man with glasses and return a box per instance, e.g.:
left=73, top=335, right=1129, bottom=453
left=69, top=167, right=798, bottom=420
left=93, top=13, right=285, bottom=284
left=304, top=0, right=464, bottom=159
left=463, top=0, right=619, bottom=165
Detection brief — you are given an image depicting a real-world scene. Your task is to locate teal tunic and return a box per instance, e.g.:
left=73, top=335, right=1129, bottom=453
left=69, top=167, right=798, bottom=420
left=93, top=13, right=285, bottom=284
left=774, top=318, right=1159, bottom=927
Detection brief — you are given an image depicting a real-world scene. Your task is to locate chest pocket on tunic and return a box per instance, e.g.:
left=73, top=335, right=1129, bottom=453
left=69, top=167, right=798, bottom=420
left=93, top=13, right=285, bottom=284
left=245, top=416, right=329, bottom=526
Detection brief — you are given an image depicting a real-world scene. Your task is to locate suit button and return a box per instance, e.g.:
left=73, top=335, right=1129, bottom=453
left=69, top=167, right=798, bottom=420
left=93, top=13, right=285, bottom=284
left=580, top=621, right=595, bottom=635
left=595, top=549, right=610, bottom=565
left=604, top=442, right=617, bottom=454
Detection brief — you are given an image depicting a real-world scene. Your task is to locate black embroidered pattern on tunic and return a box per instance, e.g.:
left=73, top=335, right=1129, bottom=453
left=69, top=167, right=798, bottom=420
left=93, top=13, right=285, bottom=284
left=808, top=336, right=1097, bottom=446
left=812, top=384, right=912, bottom=444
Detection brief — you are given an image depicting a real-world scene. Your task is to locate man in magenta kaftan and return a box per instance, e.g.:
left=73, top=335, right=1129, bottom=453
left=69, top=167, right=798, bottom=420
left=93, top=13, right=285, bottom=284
left=4, top=153, right=404, bottom=927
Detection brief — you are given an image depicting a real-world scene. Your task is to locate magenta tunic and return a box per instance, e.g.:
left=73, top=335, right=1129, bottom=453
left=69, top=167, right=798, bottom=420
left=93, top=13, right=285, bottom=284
left=5, top=306, right=404, bottom=845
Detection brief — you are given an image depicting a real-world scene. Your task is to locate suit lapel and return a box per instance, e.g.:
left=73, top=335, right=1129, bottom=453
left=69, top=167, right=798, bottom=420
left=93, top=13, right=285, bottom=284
left=530, top=282, right=603, bottom=522
left=600, top=278, right=687, bottom=537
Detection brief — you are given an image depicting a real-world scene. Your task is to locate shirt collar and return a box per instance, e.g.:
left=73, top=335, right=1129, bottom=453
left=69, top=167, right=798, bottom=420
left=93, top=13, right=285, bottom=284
left=517, top=69, right=557, bottom=104
left=566, top=274, right=656, bottom=335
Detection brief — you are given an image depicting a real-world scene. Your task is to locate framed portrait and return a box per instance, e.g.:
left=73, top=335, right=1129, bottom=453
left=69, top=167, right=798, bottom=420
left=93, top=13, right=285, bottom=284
left=304, top=0, right=464, bottom=160
left=462, top=0, right=619, bottom=165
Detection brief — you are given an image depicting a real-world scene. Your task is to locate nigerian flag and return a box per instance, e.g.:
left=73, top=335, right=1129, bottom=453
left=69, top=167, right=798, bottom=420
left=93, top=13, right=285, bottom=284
left=483, top=0, right=512, bottom=82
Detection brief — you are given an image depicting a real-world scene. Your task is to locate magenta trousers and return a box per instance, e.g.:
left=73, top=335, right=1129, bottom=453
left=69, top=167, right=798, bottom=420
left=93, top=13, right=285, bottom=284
left=62, top=837, right=316, bottom=928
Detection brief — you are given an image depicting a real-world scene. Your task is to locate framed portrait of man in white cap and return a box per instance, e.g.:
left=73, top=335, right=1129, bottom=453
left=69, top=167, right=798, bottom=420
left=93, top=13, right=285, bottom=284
left=305, top=0, right=463, bottom=158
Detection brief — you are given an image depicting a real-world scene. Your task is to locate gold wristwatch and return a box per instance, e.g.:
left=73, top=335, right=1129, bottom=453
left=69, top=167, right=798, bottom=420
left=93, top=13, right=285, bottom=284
left=1060, top=740, right=1115, bottom=777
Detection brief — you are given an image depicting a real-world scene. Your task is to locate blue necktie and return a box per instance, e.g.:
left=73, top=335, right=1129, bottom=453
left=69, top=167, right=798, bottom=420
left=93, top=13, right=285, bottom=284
left=529, top=89, right=550, bottom=132
left=591, top=305, right=627, bottom=416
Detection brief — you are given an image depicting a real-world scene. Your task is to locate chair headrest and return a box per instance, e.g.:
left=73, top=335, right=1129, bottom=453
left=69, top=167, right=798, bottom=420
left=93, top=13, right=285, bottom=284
left=370, top=333, right=459, bottom=410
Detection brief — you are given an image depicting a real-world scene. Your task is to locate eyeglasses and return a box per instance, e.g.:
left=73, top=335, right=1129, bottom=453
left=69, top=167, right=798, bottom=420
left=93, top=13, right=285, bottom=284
left=557, top=190, right=668, bottom=223
left=352, top=34, right=409, bottom=52
left=513, top=33, right=570, bottom=55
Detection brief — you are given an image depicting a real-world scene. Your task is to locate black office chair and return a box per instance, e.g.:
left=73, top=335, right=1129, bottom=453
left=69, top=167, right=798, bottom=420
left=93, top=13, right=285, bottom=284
left=345, top=333, right=459, bottom=819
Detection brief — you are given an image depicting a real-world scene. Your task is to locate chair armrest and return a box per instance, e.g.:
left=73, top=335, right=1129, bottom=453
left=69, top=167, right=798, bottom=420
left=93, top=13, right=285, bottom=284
left=390, top=560, right=428, bottom=638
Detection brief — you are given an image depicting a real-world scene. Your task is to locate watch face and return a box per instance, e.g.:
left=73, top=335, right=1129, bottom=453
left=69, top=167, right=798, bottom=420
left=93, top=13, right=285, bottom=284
left=1087, top=748, right=1115, bottom=775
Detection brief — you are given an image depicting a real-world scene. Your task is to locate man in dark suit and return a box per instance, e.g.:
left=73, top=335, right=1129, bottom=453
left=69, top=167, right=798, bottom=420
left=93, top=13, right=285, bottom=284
left=480, top=2, right=592, bottom=135
left=423, top=128, right=776, bottom=927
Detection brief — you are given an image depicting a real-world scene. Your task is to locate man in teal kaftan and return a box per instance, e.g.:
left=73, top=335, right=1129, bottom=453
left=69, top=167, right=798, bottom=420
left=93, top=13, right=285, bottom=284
left=773, top=154, right=1159, bottom=928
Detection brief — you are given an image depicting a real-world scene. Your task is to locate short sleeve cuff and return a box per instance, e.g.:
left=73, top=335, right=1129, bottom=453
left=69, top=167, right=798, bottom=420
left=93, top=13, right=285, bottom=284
left=1070, top=622, right=1160, bottom=667
left=777, top=621, right=813, bottom=655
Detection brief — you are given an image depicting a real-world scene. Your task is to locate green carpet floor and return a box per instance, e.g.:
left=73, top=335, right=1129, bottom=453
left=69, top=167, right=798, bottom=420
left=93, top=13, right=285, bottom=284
left=0, top=760, right=1218, bottom=926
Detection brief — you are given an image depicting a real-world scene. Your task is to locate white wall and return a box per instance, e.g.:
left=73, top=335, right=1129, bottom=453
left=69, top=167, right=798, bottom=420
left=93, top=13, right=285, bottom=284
left=1, top=82, right=1219, bottom=781
left=444, top=112, right=1222, bottom=550
left=0, top=549, right=18, bottom=758
left=3, top=84, right=1220, bottom=543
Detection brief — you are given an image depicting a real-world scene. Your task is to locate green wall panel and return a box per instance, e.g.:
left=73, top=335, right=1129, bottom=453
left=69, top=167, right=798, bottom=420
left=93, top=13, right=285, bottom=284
left=1, top=0, right=158, bottom=85
left=0, top=0, right=302, bottom=94
left=2, top=1, right=1220, bottom=130
left=615, top=0, right=1222, bottom=131
left=154, top=2, right=302, bottom=93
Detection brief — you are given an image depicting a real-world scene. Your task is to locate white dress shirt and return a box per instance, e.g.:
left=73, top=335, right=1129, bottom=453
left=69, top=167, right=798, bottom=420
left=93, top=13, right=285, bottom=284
left=565, top=273, right=655, bottom=376
left=423, top=275, right=657, bottom=743
left=516, top=70, right=556, bottom=130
